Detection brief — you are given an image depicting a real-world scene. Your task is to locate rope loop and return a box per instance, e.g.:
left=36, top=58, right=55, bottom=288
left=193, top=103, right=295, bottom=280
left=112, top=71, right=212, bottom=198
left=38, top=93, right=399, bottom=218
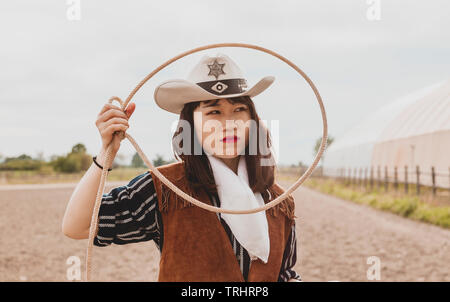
left=85, top=42, right=328, bottom=281
left=108, top=96, right=124, bottom=109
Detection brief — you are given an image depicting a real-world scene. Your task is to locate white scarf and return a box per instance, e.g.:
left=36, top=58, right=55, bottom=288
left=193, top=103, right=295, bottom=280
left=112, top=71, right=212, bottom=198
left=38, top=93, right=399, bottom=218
left=206, top=154, right=270, bottom=263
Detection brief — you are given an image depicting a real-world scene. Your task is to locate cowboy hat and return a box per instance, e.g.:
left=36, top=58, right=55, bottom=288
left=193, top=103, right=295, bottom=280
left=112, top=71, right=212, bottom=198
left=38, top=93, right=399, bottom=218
left=153, top=53, right=275, bottom=114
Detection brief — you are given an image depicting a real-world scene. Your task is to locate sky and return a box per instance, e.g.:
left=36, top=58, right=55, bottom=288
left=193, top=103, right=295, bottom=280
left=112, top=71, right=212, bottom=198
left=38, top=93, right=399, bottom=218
left=1, top=0, right=449, bottom=166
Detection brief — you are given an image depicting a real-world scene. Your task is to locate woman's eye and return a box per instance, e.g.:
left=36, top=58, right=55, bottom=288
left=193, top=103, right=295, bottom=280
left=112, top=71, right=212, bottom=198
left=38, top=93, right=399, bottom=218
left=207, top=107, right=246, bottom=115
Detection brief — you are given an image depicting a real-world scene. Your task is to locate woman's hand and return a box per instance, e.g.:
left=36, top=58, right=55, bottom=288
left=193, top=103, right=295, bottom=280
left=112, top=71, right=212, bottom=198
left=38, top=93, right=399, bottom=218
left=95, top=102, right=136, bottom=155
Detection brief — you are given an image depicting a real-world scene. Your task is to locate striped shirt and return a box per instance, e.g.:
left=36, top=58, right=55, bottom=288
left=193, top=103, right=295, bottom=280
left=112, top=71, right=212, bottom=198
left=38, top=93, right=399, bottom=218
left=94, top=171, right=301, bottom=282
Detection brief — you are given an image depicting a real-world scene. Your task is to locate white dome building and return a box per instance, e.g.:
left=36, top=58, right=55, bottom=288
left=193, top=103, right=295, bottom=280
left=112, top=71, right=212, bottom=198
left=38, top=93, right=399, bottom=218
left=322, top=79, right=450, bottom=188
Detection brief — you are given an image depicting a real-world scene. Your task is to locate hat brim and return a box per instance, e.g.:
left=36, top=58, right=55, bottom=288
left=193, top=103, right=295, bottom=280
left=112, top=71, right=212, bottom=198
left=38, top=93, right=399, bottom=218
left=154, top=76, right=275, bottom=114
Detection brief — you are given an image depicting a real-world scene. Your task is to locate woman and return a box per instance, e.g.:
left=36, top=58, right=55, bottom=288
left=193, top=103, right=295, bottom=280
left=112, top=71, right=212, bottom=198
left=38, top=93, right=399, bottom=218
left=62, top=53, right=301, bottom=282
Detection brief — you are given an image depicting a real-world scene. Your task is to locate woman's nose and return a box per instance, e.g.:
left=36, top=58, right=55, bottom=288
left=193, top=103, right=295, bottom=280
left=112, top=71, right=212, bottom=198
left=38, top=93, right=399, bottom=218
left=220, top=117, right=238, bottom=129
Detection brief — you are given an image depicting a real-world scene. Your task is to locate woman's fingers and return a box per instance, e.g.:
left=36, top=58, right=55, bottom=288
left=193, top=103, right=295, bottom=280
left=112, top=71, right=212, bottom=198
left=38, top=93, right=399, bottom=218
left=97, top=107, right=128, bottom=124
left=97, top=103, right=121, bottom=117
left=97, top=102, right=135, bottom=123
left=108, top=124, right=129, bottom=134
left=125, top=102, right=136, bottom=118
left=95, top=102, right=135, bottom=150
left=100, top=124, right=129, bottom=138
left=101, top=117, right=129, bottom=129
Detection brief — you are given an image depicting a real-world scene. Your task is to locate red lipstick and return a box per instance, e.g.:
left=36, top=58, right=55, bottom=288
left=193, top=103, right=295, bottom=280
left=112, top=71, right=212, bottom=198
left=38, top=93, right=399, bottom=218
left=222, top=135, right=238, bottom=143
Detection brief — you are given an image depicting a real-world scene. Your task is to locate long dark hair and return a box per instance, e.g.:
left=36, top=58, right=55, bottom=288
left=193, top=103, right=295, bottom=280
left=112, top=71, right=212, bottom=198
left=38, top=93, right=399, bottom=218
left=172, top=95, right=276, bottom=195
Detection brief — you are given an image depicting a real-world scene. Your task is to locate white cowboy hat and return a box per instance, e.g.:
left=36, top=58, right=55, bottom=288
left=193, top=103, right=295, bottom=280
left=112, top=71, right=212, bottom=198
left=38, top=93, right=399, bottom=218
left=153, top=53, right=275, bottom=114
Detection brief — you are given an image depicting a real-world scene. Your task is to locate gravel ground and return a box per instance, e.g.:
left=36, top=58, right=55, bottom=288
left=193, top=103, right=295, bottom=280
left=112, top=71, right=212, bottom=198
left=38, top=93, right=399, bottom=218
left=0, top=181, right=449, bottom=281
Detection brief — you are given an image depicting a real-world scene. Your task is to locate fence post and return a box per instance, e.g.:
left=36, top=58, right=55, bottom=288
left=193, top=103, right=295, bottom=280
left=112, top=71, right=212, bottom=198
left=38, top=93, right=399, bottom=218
left=361, top=167, right=365, bottom=190
left=357, top=167, right=360, bottom=187
left=348, top=167, right=351, bottom=186
left=416, top=165, right=420, bottom=195
left=394, top=166, right=398, bottom=192
left=370, top=166, right=374, bottom=191
left=359, top=167, right=363, bottom=189
left=377, top=165, right=381, bottom=191
left=404, top=165, right=408, bottom=194
left=384, top=166, right=388, bottom=192
left=431, top=166, right=436, bottom=197
left=364, top=167, right=368, bottom=191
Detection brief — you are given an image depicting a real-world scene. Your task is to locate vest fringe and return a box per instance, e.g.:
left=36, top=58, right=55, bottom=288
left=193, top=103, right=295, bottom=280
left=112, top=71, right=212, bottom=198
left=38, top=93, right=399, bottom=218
left=266, top=186, right=297, bottom=221
left=160, top=183, right=169, bottom=212
left=160, top=182, right=195, bottom=212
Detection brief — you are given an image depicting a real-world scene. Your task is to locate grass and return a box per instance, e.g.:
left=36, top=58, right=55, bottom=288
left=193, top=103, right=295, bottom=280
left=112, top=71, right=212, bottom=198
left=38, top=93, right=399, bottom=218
left=301, top=177, right=450, bottom=229
left=0, top=167, right=150, bottom=185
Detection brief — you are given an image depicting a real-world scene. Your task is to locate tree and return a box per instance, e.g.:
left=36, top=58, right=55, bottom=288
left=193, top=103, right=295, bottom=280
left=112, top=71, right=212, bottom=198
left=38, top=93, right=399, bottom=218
left=153, top=154, right=171, bottom=167
left=131, top=152, right=145, bottom=168
left=53, top=155, right=80, bottom=173
left=0, top=154, right=42, bottom=170
left=71, top=143, right=87, bottom=154
left=3, top=154, right=32, bottom=163
left=313, top=135, right=334, bottom=164
left=14, top=154, right=33, bottom=161
left=297, top=161, right=306, bottom=168
left=51, top=143, right=91, bottom=173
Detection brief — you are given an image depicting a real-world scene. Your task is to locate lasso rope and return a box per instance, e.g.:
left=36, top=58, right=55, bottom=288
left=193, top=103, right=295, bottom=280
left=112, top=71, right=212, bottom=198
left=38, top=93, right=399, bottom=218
left=85, top=42, right=328, bottom=281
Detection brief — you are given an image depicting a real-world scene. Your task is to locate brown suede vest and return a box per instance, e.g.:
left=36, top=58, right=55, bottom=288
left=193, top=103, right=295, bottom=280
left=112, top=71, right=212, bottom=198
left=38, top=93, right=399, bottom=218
left=149, top=160, right=297, bottom=282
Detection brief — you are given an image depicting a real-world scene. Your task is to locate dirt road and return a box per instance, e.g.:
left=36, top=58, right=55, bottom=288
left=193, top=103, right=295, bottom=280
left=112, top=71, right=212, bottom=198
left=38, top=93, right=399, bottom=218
left=0, top=181, right=449, bottom=281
